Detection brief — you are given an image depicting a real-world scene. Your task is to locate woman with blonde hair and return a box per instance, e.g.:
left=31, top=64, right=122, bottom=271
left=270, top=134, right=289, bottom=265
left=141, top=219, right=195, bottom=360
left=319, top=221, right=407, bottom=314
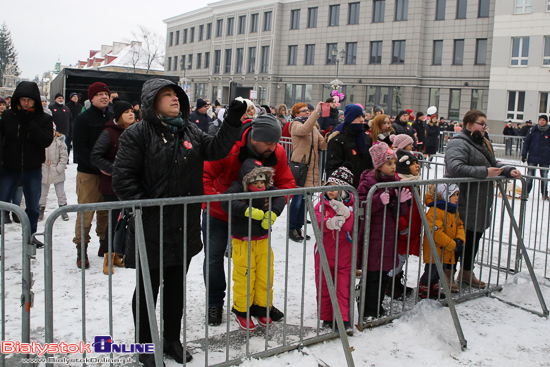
left=368, top=114, right=395, bottom=146
left=275, top=104, right=289, bottom=128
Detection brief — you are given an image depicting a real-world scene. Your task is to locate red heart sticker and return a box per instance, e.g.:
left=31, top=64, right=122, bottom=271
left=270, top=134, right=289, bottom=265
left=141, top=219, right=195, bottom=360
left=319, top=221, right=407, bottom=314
left=352, top=149, right=357, bottom=155
left=195, top=120, right=199, bottom=123
left=184, top=141, right=193, bottom=149
left=255, top=160, right=262, bottom=166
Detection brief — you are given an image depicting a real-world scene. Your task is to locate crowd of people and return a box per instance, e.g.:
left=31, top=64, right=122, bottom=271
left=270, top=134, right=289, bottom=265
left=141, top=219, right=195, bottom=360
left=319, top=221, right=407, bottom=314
left=0, top=80, right=534, bottom=366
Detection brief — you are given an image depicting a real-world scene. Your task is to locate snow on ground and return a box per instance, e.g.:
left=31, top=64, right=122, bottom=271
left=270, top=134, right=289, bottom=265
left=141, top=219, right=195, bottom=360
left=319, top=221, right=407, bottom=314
left=1, top=154, right=549, bottom=367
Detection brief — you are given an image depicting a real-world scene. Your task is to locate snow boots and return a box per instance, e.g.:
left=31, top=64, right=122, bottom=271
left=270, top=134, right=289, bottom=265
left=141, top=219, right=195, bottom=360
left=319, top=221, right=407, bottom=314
left=38, top=206, right=45, bottom=221
left=444, top=269, right=460, bottom=293
left=457, top=270, right=486, bottom=289
left=103, top=253, right=124, bottom=275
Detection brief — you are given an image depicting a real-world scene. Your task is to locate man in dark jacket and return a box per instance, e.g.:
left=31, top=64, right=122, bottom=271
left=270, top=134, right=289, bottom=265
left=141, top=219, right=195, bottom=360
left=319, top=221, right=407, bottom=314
left=317, top=97, right=339, bottom=132
left=66, top=92, right=83, bottom=119
left=0, top=81, right=53, bottom=246
left=72, top=82, right=112, bottom=268
left=49, top=93, right=73, bottom=158
left=411, top=112, right=426, bottom=152
left=503, top=120, right=518, bottom=155
left=392, top=110, right=417, bottom=149
left=188, top=98, right=213, bottom=133
left=522, top=115, right=550, bottom=199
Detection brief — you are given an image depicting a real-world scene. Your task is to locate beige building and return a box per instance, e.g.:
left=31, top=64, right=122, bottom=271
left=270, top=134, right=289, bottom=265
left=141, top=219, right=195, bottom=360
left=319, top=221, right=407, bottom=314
left=165, top=0, right=493, bottom=120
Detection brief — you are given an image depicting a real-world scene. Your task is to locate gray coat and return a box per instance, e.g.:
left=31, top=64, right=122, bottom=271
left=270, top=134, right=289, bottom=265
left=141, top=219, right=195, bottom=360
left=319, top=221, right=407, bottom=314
left=445, top=130, right=515, bottom=233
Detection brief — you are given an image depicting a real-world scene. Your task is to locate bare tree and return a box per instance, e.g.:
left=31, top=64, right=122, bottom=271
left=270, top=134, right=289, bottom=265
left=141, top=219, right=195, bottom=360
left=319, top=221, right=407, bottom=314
left=130, top=25, right=165, bottom=74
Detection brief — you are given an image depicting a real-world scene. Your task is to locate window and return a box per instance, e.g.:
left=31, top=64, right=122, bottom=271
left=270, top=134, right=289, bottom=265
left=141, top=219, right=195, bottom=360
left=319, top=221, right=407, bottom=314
left=308, top=7, right=318, bottom=28
left=457, top=0, right=467, bottom=19
left=190, top=27, right=195, bottom=42
left=204, top=52, right=210, bottom=68
left=227, top=18, right=234, bottom=36
left=173, top=56, right=178, bottom=71
left=180, top=55, right=185, bottom=70
left=284, top=84, right=313, bottom=106
left=395, top=0, right=408, bottom=21
left=540, top=92, right=550, bottom=114
left=478, top=0, right=490, bottom=17
left=224, top=49, right=232, bottom=73
left=183, top=29, right=188, bottom=44
left=199, top=25, right=204, bottom=41
left=238, top=15, right=246, bottom=34
left=248, top=47, right=256, bottom=73
left=175, top=31, right=180, bottom=45
left=475, top=38, right=487, bottom=65
left=548, top=0, right=550, bottom=11
left=169, top=32, right=173, bottom=46
left=194, top=83, right=207, bottom=100
left=453, top=39, right=464, bottom=65
left=392, top=40, right=406, bottom=64
left=187, top=54, right=193, bottom=69
left=288, top=45, right=298, bottom=65
left=263, top=11, right=272, bottom=31
left=326, top=43, right=337, bottom=64
left=305, top=44, right=315, bottom=65
left=429, top=88, right=440, bottom=111
left=214, top=50, right=221, bottom=73
left=236, top=48, right=244, bottom=73
left=291, top=9, right=300, bottom=29
left=433, top=40, right=443, bottom=65
left=261, top=46, right=269, bottom=73
left=373, top=0, right=385, bottom=23
left=345, top=42, right=357, bottom=64
left=206, top=23, right=212, bottom=39
left=365, top=86, right=401, bottom=115
left=544, top=36, right=550, bottom=65
left=349, top=3, right=360, bottom=24
left=251, top=13, right=259, bottom=32
left=167, top=56, right=171, bottom=71
left=515, top=0, right=532, bottom=14
left=329, top=5, right=340, bottom=26
left=471, top=90, right=484, bottom=111
left=197, top=53, right=202, bottom=69
left=436, top=0, right=446, bottom=20
left=511, top=37, right=529, bottom=66
left=448, top=89, right=461, bottom=120
left=370, top=41, right=383, bottom=64
left=507, top=91, right=526, bottom=120
left=216, top=19, right=223, bottom=37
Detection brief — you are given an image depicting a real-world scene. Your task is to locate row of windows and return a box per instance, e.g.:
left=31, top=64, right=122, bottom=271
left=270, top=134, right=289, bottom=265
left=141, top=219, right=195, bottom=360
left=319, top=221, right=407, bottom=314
left=508, top=90, right=550, bottom=120
left=435, top=0, right=490, bottom=20
left=433, top=39, right=488, bottom=66
left=169, top=24, right=212, bottom=46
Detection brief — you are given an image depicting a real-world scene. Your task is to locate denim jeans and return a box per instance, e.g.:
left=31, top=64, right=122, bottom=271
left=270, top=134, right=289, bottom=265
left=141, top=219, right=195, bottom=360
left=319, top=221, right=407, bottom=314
left=201, top=211, right=230, bottom=308
left=0, top=168, right=42, bottom=233
left=288, top=194, right=305, bottom=231
left=526, top=164, right=549, bottom=197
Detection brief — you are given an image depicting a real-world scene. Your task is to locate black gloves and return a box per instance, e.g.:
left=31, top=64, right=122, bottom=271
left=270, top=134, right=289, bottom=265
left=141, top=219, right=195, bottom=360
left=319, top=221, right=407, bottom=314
left=455, top=239, right=464, bottom=254
left=521, top=156, right=527, bottom=163
left=224, top=99, right=248, bottom=127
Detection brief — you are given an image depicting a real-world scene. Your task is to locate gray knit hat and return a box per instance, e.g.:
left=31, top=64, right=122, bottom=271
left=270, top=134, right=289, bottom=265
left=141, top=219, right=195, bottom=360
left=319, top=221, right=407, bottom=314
left=251, top=114, right=282, bottom=142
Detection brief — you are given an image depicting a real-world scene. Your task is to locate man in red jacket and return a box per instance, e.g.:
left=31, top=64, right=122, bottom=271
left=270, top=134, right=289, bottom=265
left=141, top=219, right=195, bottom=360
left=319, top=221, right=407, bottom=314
left=202, top=114, right=295, bottom=326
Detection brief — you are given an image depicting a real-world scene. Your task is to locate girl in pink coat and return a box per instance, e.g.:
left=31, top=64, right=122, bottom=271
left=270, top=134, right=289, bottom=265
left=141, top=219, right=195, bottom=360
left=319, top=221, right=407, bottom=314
left=314, top=166, right=355, bottom=335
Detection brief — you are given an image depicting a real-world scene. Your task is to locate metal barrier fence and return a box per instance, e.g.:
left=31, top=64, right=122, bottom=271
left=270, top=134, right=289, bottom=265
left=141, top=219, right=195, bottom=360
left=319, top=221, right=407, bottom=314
left=36, top=186, right=358, bottom=366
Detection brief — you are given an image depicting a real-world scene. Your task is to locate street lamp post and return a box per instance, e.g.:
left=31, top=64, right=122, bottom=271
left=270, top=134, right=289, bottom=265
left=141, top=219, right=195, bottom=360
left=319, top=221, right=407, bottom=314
left=331, top=48, right=346, bottom=82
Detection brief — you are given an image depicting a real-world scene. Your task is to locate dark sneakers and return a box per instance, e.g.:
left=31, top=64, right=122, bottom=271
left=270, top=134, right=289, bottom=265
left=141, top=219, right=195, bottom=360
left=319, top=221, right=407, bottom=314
left=208, top=306, right=223, bottom=326
left=33, top=237, right=44, bottom=249
left=163, top=339, right=192, bottom=363
left=289, top=229, right=311, bottom=242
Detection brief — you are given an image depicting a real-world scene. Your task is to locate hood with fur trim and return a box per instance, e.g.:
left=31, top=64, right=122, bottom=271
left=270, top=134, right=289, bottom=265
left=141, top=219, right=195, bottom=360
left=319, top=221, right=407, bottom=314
left=239, top=158, right=274, bottom=191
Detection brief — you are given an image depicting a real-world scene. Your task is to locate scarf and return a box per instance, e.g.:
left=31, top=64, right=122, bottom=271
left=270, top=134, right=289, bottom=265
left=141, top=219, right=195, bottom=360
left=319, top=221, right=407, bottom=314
left=538, top=124, right=550, bottom=133
left=428, top=200, right=457, bottom=214
left=397, top=173, right=420, bottom=181
left=294, top=116, right=309, bottom=124
left=249, top=184, right=266, bottom=192
left=162, top=113, right=185, bottom=133
left=348, top=123, right=367, bottom=155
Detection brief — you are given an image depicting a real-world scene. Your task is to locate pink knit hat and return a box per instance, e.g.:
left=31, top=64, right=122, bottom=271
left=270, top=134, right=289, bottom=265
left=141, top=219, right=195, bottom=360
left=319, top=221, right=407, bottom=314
left=369, top=142, right=397, bottom=170
left=390, top=134, right=414, bottom=150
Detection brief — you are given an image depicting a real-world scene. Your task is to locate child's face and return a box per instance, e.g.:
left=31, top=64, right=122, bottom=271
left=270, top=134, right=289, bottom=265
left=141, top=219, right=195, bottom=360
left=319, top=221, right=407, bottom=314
left=403, top=143, right=413, bottom=151
left=409, top=161, right=420, bottom=176
left=450, top=191, right=459, bottom=205
left=380, top=159, right=396, bottom=176
left=325, top=182, right=339, bottom=200
left=250, top=180, right=266, bottom=189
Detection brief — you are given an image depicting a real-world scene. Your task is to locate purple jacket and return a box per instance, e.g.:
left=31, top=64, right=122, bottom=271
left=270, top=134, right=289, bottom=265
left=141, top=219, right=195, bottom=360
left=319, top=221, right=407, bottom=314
left=357, top=170, right=408, bottom=272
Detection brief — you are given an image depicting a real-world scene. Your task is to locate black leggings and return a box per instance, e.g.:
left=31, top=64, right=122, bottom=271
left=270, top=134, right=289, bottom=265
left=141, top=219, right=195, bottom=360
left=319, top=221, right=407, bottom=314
left=132, top=259, right=192, bottom=343
left=455, top=230, right=483, bottom=271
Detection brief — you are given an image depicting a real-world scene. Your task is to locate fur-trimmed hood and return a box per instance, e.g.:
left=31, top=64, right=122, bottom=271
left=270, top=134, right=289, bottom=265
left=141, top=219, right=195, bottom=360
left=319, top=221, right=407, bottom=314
left=239, top=158, right=274, bottom=191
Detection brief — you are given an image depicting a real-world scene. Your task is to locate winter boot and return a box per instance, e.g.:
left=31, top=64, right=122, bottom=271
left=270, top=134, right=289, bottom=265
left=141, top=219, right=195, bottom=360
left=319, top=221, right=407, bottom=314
left=60, top=205, right=69, bottom=221
left=418, top=282, right=446, bottom=299
left=113, top=253, right=124, bottom=267
left=385, top=271, right=413, bottom=299
left=103, top=253, right=113, bottom=275
left=11, top=212, right=20, bottom=223
left=38, top=206, right=46, bottom=222
left=77, top=255, right=90, bottom=269
left=444, top=269, right=460, bottom=293
left=98, top=239, right=108, bottom=257
left=457, top=270, right=486, bottom=289
left=2, top=211, right=12, bottom=224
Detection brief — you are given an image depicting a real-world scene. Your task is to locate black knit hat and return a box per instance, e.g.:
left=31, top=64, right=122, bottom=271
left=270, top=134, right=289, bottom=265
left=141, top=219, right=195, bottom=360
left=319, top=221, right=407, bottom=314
left=54, top=93, right=63, bottom=99
left=326, top=166, right=354, bottom=186
left=114, top=101, right=133, bottom=122
left=395, top=149, right=419, bottom=175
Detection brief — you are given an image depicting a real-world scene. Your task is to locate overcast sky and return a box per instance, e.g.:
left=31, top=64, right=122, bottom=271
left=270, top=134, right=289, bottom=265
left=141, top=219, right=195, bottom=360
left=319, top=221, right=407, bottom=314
left=2, top=0, right=206, bottom=79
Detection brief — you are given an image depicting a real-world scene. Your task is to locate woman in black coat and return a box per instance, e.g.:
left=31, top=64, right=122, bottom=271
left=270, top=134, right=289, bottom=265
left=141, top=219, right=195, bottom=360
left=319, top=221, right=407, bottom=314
left=425, top=114, right=440, bottom=160
left=112, top=79, right=246, bottom=366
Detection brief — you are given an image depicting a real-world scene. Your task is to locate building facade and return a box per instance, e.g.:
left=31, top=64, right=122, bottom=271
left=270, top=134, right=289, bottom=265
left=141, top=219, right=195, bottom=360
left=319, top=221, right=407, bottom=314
left=165, top=0, right=494, bottom=120
left=487, top=0, right=550, bottom=127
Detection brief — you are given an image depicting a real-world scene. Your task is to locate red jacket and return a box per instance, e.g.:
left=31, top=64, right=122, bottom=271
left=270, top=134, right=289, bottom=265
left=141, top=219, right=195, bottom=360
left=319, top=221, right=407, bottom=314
left=203, top=126, right=296, bottom=222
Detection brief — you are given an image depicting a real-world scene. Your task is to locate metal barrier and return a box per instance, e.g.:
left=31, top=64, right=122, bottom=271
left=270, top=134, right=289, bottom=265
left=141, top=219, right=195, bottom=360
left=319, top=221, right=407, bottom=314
left=355, top=175, right=548, bottom=350
left=0, top=203, right=34, bottom=367
left=37, top=186, right=357, bottom=366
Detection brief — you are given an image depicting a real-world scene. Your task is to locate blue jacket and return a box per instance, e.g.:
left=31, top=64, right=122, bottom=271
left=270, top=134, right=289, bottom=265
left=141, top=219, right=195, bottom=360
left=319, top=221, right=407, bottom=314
left=522, top=125, right=550, bottom=165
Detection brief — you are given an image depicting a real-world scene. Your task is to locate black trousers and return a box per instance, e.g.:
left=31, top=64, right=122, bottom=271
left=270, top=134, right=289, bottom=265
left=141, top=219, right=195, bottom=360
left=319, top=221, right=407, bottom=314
left=362, top=270, right=389, bottom=318
left=132, top=258, right=192, bottom=343
left=455, top=230, right=483, bottom=271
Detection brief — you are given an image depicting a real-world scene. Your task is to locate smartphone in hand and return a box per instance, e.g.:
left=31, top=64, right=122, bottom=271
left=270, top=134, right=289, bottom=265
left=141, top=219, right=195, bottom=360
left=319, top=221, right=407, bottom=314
left=321, top=103, right=330, bottom=117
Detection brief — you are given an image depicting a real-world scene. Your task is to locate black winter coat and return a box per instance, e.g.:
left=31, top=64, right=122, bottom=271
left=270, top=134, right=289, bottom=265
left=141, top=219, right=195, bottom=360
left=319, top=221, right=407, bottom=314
left=522, top=125, right=550, bottom=165
left=112, top=78, right=242, bottom=269
left=188, top=110, right=213, bottom=134
left=392, top=119, right=417, bottom=148
left=411, top=119, right=426, bottom=145
left=66, top=100, right=83, bottom=122
left=48, top=102, right=73, bottom=138
left=425, top=123, right=440, bottom=149
left=73, top=105, right=112, bottom=174
left=318, top=107, right=340, bottom=131
left=1, top=81, right=53, bottom=172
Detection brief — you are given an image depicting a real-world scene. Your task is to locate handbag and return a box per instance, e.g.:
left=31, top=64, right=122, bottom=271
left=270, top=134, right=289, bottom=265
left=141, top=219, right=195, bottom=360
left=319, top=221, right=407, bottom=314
left=289, top=138, right=313, bottom=187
